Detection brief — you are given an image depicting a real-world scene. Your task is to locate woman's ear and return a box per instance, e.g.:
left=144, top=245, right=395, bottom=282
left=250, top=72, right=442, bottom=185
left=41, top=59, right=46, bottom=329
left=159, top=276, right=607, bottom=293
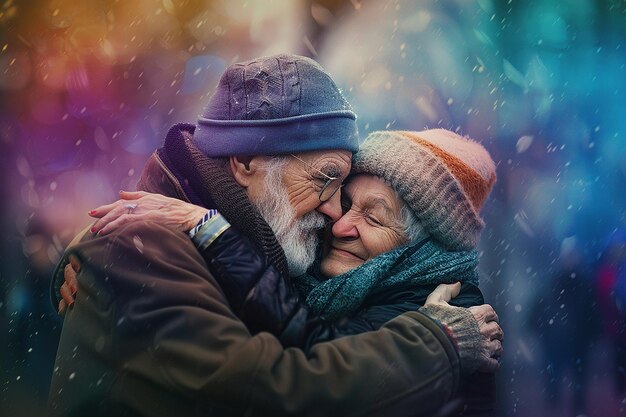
left=229, top=155, right=257, bottom=187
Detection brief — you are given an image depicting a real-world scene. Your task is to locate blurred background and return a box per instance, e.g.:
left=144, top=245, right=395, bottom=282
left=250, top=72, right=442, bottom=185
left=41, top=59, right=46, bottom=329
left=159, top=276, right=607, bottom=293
left=1, top=0, right=625, bottom=416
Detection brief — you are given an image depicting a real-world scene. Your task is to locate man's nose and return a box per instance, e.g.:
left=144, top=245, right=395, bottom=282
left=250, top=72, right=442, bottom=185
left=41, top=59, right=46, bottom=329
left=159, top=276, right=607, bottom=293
left=315, top=189, right=343, bottom=222
left=331, top=211, right=359, bottom=239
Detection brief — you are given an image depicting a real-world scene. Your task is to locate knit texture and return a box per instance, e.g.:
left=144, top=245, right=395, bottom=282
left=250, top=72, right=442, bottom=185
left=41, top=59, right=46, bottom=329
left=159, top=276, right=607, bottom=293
left=194, top=54, right=359, bottom=157
left=293, top=238, right=479, bottom=321
left=352, top=129, right=496, bottom=251
left=158, top=124, right=289, bottom=277
left=420, top=303, right=484, bottom=375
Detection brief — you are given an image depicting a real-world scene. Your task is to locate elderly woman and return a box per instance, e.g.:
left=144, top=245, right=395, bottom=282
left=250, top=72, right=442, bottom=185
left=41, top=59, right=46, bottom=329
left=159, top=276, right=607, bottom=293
left=59, top=128, right=500, bottom=414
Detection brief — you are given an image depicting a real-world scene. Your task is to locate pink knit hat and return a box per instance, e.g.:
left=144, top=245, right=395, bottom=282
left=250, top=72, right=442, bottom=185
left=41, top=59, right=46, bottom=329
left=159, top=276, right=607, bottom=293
left=351, top=129, right=497, bottom=251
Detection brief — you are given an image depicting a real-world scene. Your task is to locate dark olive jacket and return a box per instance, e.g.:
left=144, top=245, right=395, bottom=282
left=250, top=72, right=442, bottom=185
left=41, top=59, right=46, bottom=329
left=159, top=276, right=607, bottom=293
left=48, top=126, right=463, bottom=417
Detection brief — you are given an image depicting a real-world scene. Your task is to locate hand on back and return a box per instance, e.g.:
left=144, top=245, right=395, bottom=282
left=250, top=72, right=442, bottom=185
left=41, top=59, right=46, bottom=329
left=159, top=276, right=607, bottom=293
left=424, top=282, right=504, bottom=373
left=89, top=190, right=206, bottom=236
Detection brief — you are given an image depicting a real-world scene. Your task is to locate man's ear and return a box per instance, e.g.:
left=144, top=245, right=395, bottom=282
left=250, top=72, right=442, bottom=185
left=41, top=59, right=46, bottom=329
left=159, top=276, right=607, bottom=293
left=229, top=155, right=258, bottom=187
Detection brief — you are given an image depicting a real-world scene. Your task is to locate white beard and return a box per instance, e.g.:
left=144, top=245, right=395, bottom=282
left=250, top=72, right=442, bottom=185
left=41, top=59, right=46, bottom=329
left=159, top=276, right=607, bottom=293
left=251, top=160, right=326, bottom=276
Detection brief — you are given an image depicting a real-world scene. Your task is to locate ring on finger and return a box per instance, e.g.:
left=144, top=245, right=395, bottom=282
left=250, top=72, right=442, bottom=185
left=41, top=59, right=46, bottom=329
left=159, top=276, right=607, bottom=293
left=123, top=203, right=138, bottom=214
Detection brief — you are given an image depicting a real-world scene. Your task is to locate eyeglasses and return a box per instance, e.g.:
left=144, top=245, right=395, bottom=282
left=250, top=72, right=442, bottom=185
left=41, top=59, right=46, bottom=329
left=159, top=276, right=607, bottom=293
left=290, top=154, right=343, bottom=202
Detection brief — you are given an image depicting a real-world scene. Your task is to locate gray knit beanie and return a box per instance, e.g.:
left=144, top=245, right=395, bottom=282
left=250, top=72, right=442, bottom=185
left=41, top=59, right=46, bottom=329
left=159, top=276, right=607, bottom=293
left=352, top=129, right=496, bottom=251
left=193, top=54, right=359, bottom=157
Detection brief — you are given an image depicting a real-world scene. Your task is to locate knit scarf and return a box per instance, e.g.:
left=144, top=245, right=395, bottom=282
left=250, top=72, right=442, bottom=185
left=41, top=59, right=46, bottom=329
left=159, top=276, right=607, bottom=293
left=293, top=238, right=479, bottom=321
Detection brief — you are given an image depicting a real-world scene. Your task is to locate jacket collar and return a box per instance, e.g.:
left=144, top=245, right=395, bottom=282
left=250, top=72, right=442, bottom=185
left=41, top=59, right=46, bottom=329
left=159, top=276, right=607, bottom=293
left=137, top=124, right=290, bottom=278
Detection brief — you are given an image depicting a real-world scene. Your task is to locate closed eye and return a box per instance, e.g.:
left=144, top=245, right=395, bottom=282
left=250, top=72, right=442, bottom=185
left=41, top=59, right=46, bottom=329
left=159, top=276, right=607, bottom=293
left=364, top=212, right=383, bottom=226
left=321, top=165, right=342, bottom=179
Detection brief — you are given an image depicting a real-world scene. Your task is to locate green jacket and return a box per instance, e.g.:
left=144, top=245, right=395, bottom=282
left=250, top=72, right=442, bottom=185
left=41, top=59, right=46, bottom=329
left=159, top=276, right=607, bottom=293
left=48, top=127, right=462, bottom=416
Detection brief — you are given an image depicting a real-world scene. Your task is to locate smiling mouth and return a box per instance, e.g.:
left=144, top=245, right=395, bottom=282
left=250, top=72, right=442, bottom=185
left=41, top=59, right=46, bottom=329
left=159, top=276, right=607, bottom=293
left=331, top=247, right=365, bottom=261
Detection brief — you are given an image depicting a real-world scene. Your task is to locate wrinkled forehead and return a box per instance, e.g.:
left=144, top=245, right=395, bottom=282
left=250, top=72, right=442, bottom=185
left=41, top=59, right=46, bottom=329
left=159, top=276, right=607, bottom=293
left=292, top=149, right=352, bottom=174
left=344, top=174, right=402, bottom=211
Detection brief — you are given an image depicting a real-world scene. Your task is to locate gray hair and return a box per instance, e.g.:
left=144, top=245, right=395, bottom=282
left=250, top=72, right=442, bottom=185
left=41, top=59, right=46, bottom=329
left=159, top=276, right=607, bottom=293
left=377, top=176, right=430, bottom=244
left=398, top=201, right=430, bottom=244
left=262, top=155, right=290, bottom=172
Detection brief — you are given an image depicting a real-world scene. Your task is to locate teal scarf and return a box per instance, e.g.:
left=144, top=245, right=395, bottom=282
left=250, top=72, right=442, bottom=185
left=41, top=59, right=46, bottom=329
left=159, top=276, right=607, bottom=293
left=293, top=238, right=479, bottom=321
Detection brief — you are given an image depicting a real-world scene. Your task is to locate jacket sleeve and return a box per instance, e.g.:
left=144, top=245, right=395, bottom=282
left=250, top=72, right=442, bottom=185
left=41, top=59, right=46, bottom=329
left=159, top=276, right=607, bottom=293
left=290, top=284, right=484, bottom=353
left=52, top=221, right=461, bottom=417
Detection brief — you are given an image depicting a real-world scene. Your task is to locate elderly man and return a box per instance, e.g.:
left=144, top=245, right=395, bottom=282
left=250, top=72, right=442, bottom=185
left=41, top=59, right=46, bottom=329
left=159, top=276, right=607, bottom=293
left=49, top=54, right=501, bottom=417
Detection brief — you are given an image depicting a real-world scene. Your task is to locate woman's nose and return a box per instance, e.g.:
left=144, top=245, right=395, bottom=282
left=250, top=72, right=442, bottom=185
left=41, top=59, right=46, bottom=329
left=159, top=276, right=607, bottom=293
left=331, top=211, right=359, bottom=239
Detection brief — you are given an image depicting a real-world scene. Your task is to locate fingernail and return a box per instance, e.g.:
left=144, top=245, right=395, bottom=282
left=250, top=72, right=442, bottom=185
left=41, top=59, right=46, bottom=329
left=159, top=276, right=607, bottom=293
left=90, top=226, right=97, bottom=233
left=88, top=210, right=96, bottom=215
left=97, top=230, right=103, bottom=235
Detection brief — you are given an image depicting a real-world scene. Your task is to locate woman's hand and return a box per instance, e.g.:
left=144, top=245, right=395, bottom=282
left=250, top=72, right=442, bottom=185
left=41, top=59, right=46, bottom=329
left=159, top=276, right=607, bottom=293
left=89, top=190, right=207, bottom=236
left=58, top=254, right=80, bottom=316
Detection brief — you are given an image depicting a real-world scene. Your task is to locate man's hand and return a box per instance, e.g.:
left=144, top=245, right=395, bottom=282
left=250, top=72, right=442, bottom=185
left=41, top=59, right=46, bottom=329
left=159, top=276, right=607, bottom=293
left=422, top=283, right=504, bottom=374
left=58, top=254, right=80, bottom=316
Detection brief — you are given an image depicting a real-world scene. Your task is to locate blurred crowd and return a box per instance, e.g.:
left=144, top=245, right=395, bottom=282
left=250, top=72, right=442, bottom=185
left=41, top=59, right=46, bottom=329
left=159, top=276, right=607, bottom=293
left=1, top=1, right=625, bottom=416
